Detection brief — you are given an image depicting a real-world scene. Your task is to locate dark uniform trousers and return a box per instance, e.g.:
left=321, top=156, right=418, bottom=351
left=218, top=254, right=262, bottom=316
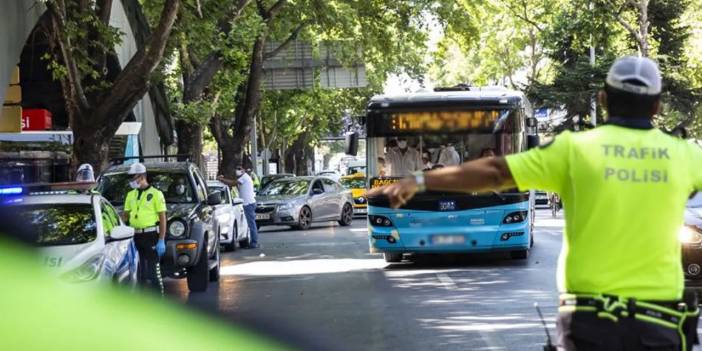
left=134, top=231, right=164, bottom=295
left=557, top=297, right=699, bottom=350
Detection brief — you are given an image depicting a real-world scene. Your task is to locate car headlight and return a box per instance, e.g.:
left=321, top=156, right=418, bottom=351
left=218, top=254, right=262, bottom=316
left=679, top=226, right=702, bottom=244
left=62, top=254, right=105, bottom=283
left=278, top=203, right=294, bottom=211
left=169, top=219, right=187, bottom=238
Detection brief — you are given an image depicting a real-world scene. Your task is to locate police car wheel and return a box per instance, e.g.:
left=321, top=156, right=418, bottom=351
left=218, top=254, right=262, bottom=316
left=209, top=243, right=220, bottom=282
left=223, top=224, right=237, bottom=252
left=186, top=241, right=209, bottom=292
left=510, top=249, right=528, bottom=260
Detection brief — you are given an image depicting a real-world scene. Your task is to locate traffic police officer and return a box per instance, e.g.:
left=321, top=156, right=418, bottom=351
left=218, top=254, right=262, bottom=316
left=368, top=56, right=700, bottom=350
left=123, top=163, right=167, bottom=295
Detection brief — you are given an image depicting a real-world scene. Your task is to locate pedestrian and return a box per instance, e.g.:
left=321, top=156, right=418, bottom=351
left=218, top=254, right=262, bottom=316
left=385, top=137, right=422, bottom=176
left=122, top=163, right=167, bottom=295
left=437, top=143, right=460, bottom=166
left=218, top=165, right=259, bottom=249
left=368, top=56, right=700, bottom=350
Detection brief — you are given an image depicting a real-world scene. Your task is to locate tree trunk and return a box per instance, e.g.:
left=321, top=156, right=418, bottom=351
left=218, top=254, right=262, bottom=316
left=71, top=116, right=112, bottom=172
left=219, top=143, right=239, bottom=177
left=175, top=120, right=203, bottom=166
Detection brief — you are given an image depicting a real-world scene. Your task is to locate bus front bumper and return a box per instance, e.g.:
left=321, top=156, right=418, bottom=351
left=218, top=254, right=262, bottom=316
left=369, top=224, right=531, bottom=254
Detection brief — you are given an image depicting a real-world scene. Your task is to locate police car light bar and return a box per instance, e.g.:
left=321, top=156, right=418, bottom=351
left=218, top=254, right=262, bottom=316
left=0, top=187, right=23, bottom=195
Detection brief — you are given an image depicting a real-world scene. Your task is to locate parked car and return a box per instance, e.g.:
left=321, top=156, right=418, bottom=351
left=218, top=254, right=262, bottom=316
left=316, top=170, right=341, bottom=182
left=260, top=173, right=295, bottom=191
left=681, top=192, right=702, bottom=286
left=0, top=184, right=138, bottom=286
left=339, top=174, right=368, bottom=216
left=255, top=176, right=354, bottom=230
left=96, top=161, right=221, bottom=292
left=207, top=180, right=251, bottom=251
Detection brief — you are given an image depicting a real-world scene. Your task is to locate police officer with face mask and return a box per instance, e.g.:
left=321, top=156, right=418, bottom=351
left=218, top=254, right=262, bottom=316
left=122, top=163, right=167, bottom=294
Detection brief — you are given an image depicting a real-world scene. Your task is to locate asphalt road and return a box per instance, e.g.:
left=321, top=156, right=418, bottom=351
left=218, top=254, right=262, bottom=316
left=165, top=209, right=566, bottom=350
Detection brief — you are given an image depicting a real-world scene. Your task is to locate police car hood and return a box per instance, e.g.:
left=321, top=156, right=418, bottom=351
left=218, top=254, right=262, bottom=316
left=38, top=241, right=100, bottom=275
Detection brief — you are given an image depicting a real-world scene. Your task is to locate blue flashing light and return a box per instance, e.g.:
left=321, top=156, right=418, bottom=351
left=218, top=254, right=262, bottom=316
left=0, top=187, right=23, bottom=195
left=3, top=198, right=23, bottom=205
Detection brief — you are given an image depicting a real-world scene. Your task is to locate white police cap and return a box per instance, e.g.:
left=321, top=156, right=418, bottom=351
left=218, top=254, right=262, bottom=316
left=606, top=56, right=662, bottom=96
left=127, top=162, right=147, bottom=175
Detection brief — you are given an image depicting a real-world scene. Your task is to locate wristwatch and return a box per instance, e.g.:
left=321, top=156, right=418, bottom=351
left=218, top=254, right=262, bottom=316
left=413, top=171, right=426, bottom=193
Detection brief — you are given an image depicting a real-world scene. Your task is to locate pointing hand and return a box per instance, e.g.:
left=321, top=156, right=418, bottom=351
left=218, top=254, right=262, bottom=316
left=366, top=177, right=419, bottom=209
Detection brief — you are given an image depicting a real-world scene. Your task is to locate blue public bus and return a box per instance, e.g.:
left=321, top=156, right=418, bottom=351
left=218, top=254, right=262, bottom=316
left=361, top=87, right=540, bottom=262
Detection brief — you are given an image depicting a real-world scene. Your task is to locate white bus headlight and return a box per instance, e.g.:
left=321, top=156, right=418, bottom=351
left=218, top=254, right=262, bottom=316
left=679, top=226, right=702, bottom=244
left=169, top=219, right=187, bottom=238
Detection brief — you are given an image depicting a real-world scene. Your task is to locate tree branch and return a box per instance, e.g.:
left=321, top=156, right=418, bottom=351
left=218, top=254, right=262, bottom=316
left=97, top=0, right=113, bottom=25
left=265, top=0, right=287, bottom=20
left=95, top=0, right=180, bottom=127
left=46, top=1, right=90, bottom=113
left=264, top=23, right=306, bottom=60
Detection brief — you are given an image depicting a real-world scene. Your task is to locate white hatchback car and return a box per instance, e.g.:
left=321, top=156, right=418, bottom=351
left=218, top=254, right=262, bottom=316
left=0, top=185, right=138, bottom=285
left=207, top=181, right=250, bottom=251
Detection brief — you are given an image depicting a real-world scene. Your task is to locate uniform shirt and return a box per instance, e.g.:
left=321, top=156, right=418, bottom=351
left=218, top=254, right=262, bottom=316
left=506, top=121, right=702, bottom=301
left=124, top=186, right=166, bottom=229
left=237, top=173, right=256, bottom=205
left=385, top=147, right=422, bottom=177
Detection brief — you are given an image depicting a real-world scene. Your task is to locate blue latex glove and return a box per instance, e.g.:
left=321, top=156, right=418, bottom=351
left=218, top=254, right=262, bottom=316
left=156, top=239, right=166, bottom=257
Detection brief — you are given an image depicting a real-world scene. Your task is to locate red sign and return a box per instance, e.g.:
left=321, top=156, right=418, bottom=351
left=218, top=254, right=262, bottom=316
left=22, top=109, right=52, bottom=131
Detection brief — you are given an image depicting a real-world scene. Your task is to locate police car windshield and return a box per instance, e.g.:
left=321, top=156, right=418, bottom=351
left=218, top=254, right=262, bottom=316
left=3, top=204, right=97, bottom=246
left=97, top=172, right=195, bottom=204
left=259, top=179, right=310, bottom=196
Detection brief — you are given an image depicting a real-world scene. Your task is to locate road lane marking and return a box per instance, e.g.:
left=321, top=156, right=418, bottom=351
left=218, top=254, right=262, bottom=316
left=436, top=273, right=457, bottom=290
left=350, top=228, right=368, bottom=233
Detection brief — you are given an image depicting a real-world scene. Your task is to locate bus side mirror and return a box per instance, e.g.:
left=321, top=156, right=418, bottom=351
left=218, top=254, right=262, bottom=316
left=345, top=132, right=359, bottom=156
left=526, top=118, right=538, bottom=128
left=527, top=135, right=540, bottom=149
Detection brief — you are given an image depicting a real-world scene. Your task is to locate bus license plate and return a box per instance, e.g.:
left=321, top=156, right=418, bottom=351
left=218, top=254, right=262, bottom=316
left=439, top=201, right=456, bottom=211
left=256, top=213, right=270, bottom=220
left=431, top=235, right=465, bottom=245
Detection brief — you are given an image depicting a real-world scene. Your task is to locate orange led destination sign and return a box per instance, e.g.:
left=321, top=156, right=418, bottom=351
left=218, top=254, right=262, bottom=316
left=390, top=110, right=501, bottom=132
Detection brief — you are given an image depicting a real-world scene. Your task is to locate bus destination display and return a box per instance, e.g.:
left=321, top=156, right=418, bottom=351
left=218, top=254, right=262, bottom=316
left=391, top=110, right=501, bottom=132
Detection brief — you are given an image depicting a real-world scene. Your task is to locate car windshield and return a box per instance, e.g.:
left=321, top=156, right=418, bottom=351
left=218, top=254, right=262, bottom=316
left=340, top=178, right=366, bottom=189
left=259, top=179, right=310, bottom=196
left=4, top=204, right=97, bottom=246
left=97, top=171, right=195, bottom=204
left=688, top=192, right=702, bottom=208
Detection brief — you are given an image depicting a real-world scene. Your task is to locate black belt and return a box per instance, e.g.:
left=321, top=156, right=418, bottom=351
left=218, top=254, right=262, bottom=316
left=559, top=293, right=698, bottom=329
left=134, top=226, right=158, bottom=234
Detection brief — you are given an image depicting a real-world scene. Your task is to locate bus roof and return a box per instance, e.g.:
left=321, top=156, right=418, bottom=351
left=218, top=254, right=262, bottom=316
left=367, top=89, right=529, bottom=110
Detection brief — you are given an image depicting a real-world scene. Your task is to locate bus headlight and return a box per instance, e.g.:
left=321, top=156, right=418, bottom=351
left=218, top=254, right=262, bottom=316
left=369, top=215, right=393, bottom=227
left=169, top=219, right=188, bottom=238
left=503, top=211, right=528, bottom=224
left=679, top=226, right=702, bottom=244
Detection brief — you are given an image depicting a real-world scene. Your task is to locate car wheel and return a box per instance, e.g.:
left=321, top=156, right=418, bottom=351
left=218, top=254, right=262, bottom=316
left=384, top=252, right=403, bottom=263
left=223, top=223, right=237, bottom=252
left=296, top=206, right=312, bottom=230
left=510, top=249, right=529, bottom=260
left=338, top=203, right=353, bottom=226
left=186, top=238, right=209, bottom=292
left=209, top=240, right=220, bottom=282
left=239, top=227, right=252, bottom=248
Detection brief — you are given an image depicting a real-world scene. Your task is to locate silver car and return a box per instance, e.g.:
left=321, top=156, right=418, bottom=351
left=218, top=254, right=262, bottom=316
left=207, top=181, right=251, bottom=251
left=255, top=176, right=355, bottom=230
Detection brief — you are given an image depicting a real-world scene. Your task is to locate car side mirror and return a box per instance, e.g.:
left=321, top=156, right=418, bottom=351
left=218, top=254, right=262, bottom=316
left=527, top=134, right=540, bottom=149
left=109, top=225, right=134, bottom=241
left=232, top=197, right=244, bottom=205
left=312, top=188, right=324, bottom=196
left=207, top=192, right=222, bottom=205
left=345, top=131, right=359, bottom=156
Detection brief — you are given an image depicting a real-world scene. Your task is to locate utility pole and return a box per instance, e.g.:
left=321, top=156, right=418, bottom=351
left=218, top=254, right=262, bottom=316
left=250, top=115, right=259, bottom=175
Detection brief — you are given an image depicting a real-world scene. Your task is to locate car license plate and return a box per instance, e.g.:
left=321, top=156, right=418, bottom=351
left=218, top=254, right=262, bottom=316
left=356, top=208, right=367, bottom=214
left=431, top=235, right=465, bottom=245
left=256, top=213, right=270, bottom=220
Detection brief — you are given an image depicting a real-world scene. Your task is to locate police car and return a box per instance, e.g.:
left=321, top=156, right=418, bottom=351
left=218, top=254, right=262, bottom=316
left=0, top=184, right=138, bottom=285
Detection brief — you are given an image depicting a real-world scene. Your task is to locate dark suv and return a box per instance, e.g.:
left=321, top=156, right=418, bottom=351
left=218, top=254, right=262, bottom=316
left=96, top=161, right=221, bottom=292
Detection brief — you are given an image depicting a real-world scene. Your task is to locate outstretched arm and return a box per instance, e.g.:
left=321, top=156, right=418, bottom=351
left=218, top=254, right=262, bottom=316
left=366, top=156, right=516, bottom=208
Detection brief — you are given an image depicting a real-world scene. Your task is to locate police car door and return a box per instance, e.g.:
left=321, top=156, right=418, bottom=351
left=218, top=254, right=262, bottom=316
left=100, top=200, right=134, bottom=283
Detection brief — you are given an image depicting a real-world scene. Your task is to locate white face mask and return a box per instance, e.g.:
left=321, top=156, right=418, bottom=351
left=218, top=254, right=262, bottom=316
left=175, top=185, right=185, bottom=195
left=398, top=141, right=408, bottom=149
left=236, top=170, right=243, bottom=177
left=129, top=180, right=139, bottom=189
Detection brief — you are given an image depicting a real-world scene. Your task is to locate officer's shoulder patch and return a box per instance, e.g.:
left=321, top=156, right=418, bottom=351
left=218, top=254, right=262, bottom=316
left=147, top=193, right=153, bottom=201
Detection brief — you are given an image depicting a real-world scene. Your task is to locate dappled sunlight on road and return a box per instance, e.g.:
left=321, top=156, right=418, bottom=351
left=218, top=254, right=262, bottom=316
left=220, top=258, right=388, bottom=276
